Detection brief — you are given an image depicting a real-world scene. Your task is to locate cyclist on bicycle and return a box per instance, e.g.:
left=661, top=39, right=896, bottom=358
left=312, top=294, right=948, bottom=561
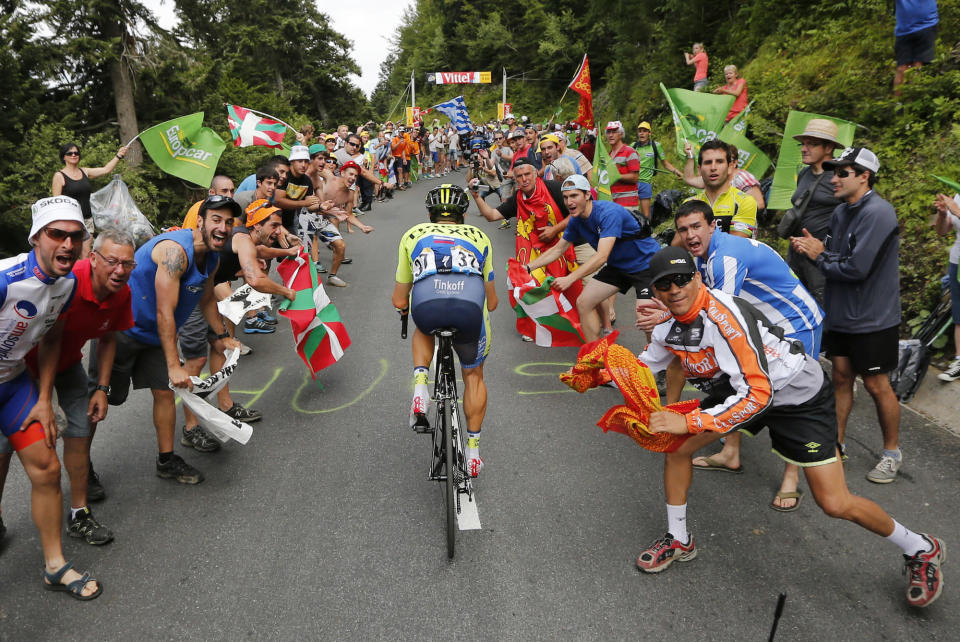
left=392, top=184, right=498, bottom=477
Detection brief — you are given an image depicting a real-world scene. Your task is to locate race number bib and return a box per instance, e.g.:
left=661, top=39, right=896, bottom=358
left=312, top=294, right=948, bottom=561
left=452, top=245, right=480, bottom=274
left=412, top=248, right=437, bottom=280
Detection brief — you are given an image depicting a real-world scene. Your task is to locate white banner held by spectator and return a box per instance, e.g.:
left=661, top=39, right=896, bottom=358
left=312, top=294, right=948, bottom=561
left=217, top=284, right=272, bottom=325
left=169, top=349, right=253, bottom=444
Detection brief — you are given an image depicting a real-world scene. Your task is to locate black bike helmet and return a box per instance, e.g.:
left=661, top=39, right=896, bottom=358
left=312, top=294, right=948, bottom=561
left=425, top=184, right=470, bottom=223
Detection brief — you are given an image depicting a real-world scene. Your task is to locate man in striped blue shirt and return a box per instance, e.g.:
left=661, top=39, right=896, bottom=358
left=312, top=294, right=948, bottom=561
left=655, top=199, right=823, bottom=511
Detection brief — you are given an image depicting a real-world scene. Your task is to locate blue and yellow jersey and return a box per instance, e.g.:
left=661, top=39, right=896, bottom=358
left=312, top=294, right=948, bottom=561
left=396, top=222, right=494, bottom=285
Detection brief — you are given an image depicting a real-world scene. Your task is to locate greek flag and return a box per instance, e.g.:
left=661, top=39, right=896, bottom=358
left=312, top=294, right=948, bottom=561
left=432, top=95, right=472, bottom=134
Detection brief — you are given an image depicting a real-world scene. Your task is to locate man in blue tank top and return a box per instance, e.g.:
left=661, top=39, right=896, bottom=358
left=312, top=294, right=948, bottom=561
left=92, top=195, right=241, bottom=484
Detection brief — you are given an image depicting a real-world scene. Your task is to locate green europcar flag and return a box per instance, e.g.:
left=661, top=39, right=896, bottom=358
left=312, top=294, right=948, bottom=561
left=767, top=110, right=857, bottom=210
left=932, top=175, right=960, bottom=194
left=659, top=83, right=733, bottom=157
left=719, top=104, right=772, bottom=180
left=590, top=135, right=617, bottom=201
left=139, top=113, right=226, bottom=187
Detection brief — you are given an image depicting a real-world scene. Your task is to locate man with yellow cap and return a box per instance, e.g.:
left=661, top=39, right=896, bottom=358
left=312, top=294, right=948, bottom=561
left=633, top=122, right=682, bottom=220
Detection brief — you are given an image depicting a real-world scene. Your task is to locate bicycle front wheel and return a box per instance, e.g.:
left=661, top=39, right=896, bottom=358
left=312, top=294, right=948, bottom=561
left=443, top=398, right=456, bottom=559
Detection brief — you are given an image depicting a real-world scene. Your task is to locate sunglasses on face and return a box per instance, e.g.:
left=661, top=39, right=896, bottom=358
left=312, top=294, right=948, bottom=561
left=653, top=272, right=695, bottom=292
left=834, top=167, right=859, bottom=178
left=64, top=151, right=80, bottom=157
left=43, top=227, right=84, bottom=243
left=93, top=250, right=136, bottom=271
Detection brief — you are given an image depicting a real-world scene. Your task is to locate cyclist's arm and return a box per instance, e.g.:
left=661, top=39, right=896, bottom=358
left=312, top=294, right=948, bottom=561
left=392, top=281, right=412, bottom=311
left=485, top=279, right=498, bottom=311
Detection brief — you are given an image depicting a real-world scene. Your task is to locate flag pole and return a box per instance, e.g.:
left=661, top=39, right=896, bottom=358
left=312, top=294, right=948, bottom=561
left=122, top=134, right=141, bottom=148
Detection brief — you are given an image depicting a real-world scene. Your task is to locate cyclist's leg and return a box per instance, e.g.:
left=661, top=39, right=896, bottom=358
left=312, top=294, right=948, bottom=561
left=461, top=362, right=486, bottom=434
left=412, top=327, right=435, bottom=368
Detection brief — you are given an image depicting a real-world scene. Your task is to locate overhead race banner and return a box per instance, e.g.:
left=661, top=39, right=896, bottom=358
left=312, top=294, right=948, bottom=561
left=427, top=71, right=492, bottom=84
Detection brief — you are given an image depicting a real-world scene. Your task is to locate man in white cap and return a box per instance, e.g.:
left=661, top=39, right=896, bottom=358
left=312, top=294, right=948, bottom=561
left=792, top=147, right=905, bottom=484
left=605, top=121, right=641, bottom=211
left=0, top=196, right=104, bottom=599
left=525, top=174, right=660, bottom=341
left=275, top=145, right=321, bottom=238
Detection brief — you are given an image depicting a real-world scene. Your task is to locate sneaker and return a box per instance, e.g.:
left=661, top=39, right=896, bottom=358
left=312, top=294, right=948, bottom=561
left=314, top=262, right=328, bottom=274
left=498, top=220, right=511, bottom=230
left=238, top=341, right=253, bottom=356
left=256, top=310, right=278, bottom=325
left=410, top=384, right=430, bottom=429
left=67, top=507, right=114, bottom=546
left=938, top=358, right=960, bottom=382
left=866, top=453, right=901, bottom=484
left=904, top=534, right=946, bottom=608
left=468, top=455, right=484, bottom=478
left=521, top=335, right=534, bottom=342
left=180, top=425, right=221, bottom=452
left=328, top=275, right=348, bottom=287
left=156, top=454, right=204, bottom=484
left=86, top=462, right=106, bottom=502
left=340, top=257, right=353, bottom=265
left=244, top=317, right=276, bottom=334
left=636, top=532, right=697, bottom=573
left=224, top=402, right=262, bottom=423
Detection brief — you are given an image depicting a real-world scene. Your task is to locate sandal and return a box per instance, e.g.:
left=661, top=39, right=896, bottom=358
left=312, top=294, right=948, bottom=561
left=770, top=490, right=803, bottom=513
left=42, top=561, right=103, bottom=601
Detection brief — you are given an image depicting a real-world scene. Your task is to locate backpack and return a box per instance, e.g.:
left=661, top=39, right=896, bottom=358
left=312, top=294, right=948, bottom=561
left=888, top=340, right=931, bottom=403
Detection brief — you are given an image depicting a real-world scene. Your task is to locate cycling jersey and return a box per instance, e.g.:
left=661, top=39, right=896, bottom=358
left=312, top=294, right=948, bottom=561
left=696, top=232, right=823, bottom=345
left=0, top=251, right=76, bottom=383
left=640, top=286, right=819, bottom=435
left=396, top=222, right=493, bottom=285
left=686, top=186, right=757, bottom=237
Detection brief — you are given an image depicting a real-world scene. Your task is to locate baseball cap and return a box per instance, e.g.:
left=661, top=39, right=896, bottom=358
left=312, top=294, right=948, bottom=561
left=606, top=120, right=623, bottom=130
left=792, top=118, right=841, bottom=145
left=508, top=129, right=525, bottom=140
left=504, top=113, right=515, bottom=120
left=29, top=196, right=89, bottom=245
left=637, top=121, right=652, bottom=131
left=308, top=143, right=325, bottom=157
left=520, top=116, right=529, bottom=123
left=324, top=134, right=337, bottom=141
left=560, top=174, right=591, bottom=192
left=198, top=194, right=242, bottom=221
left=340, top=160, right=363, bottom=175
left=823, top=146, right=880, bottom=173
left=648, top=246, right=697, bottom=284
left=288, top=145, right=310, bottom=161
left=245, top=199, right=281, bottom=227
left=540, top=134, right=561, bottom=146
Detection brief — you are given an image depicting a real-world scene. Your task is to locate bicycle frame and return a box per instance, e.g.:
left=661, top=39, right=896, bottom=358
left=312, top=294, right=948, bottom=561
left=428, top=330, right=472, bottom=496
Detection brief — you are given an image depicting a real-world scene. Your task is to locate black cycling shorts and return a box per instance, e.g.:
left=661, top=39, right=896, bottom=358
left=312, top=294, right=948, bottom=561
left=593, top=265, right=652, bottom=299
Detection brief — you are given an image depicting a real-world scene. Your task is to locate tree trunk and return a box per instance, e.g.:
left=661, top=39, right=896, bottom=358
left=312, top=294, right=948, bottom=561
left=110, top=55, right=142, bottom=166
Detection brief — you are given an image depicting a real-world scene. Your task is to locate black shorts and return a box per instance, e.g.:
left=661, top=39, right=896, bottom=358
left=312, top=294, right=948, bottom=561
left=177, top=307, right=216, bottom=360
left=89, top=332, right=170, bottom=404
left=823, top=325, right=899, bottom=376
left=737, top=373, right=839, bottom=467
left=895, top=24, right=937, bottom=66
left=593, top=265, right=652, bottom=298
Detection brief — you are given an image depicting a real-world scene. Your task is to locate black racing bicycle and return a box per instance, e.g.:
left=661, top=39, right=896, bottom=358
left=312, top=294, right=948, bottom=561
left=401, top=310, right=474, bottom=558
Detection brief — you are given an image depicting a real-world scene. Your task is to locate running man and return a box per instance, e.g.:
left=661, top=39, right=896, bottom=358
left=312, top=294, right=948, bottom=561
left=634, top=246, right=945, bottom=609
left=0, top=196, right=101, bottom=599
left=392, top=184, right=498, bottom=477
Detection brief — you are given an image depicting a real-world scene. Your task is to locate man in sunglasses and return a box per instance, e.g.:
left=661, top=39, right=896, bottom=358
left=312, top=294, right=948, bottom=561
left=791, top=147, right=904, bottom=485
left=523, top=174, right=660, bottom=342
left=0, top=228, right=137, bottom=549
left=94, top=195, right=241, bottom=485
left=334, top=133, right=384, bottom=212
left=0, top=196, right=104, bottom=598
left=639, top=199, right=823, bottom=511
left=634, top=245, right=944, bottom=609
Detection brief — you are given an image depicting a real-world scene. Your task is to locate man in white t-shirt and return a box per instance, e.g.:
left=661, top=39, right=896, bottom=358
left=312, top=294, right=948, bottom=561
left=448, top=127, right=461, bottom=172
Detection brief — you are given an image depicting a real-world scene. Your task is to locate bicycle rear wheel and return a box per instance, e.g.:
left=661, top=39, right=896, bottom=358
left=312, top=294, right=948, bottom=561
left=443, top=397, right=456, bottom=558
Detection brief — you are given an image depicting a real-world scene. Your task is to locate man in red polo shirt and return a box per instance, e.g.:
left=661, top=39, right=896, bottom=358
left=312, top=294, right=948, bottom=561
left=605, top=121, right=641, bottom=211
left=0, top=229, right=135, bottom=546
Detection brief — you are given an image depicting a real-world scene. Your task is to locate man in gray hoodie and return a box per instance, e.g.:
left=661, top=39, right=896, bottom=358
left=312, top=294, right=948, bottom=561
left=792, top=147, right=902, bottom=484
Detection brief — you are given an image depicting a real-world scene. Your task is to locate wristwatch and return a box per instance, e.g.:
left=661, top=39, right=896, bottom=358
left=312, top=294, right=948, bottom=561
left=95, top=384, right=111, bottom=395
left=215, top=330, right=230, bottom=340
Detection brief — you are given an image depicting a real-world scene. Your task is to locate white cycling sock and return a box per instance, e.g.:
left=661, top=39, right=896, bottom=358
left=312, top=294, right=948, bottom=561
left=666, top=503, right=688, bottom=544
left=887, top=520, right=930, bottom=556
left=467, top=431, right=480, bottom=458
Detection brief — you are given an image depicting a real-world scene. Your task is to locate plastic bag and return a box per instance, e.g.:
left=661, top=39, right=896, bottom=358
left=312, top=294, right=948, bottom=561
left=90, top=175, right=156, bottom=247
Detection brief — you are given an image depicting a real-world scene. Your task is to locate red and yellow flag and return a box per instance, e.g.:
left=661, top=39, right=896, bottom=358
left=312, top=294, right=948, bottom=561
left=569, top=54, right=594, bottom=129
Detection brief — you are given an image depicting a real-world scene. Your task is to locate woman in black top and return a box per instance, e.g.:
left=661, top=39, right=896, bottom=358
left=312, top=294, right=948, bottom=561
left=51, top=141, right=127, bottom=256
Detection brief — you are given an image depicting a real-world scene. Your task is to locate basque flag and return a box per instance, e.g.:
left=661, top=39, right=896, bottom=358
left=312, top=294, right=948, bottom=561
left=226, top=104, right=286, bottom=148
